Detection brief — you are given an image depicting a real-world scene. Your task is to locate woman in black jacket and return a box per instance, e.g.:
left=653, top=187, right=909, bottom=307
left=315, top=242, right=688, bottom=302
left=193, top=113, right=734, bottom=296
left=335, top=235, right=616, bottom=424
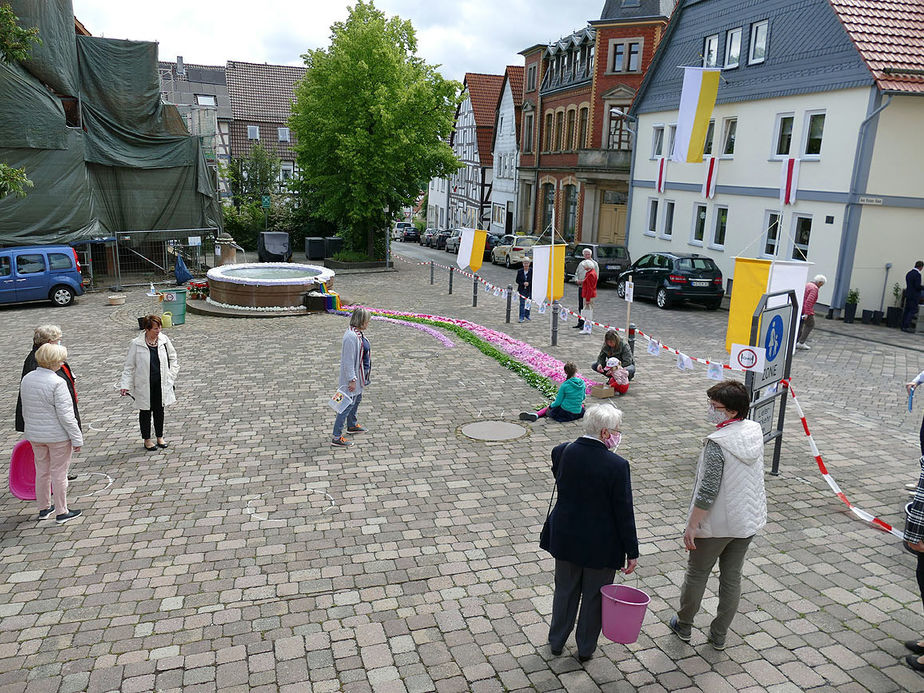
left=15, top=324, right=81, bottom=433
left=541, top=404, right=639, bottom=662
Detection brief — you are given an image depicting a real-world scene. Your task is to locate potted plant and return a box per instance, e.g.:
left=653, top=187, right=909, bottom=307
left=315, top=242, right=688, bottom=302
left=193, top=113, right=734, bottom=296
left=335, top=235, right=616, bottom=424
left=887, top=282, right=903, bottom=328
left=844, top=288, right=859, bottom=323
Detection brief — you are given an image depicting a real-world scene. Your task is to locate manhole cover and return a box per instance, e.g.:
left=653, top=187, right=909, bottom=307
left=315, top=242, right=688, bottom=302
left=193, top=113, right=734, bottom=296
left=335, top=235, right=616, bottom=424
left=404, top=350, right=437, bottom=359
left=460, top=420, right=527, bottom=441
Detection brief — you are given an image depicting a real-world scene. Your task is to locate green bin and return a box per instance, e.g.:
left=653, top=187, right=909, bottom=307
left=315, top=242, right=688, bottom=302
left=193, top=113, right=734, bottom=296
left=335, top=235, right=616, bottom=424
left=160, top=288, right=188, bottom=325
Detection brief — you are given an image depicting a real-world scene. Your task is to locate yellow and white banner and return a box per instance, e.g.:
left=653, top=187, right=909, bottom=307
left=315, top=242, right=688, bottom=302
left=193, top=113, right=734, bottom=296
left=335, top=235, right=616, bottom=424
left=671, top=67, right=721, bottom=163
left=530, top=244, right=565, bottom=304
left=455, top=228, right=487, bottom=273
left=725, top=258, right=811, bottom=352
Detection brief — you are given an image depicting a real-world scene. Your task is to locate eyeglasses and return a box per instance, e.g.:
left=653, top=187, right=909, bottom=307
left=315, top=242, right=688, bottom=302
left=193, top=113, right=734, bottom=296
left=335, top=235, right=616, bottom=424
left=709, top=401, right=727, bottom=411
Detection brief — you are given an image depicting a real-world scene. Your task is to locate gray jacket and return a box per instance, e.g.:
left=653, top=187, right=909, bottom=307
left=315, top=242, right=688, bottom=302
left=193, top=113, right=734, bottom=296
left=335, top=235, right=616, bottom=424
left=338, top=328, right=365, bottom=394
left=20, top=368, right=83, bottom=446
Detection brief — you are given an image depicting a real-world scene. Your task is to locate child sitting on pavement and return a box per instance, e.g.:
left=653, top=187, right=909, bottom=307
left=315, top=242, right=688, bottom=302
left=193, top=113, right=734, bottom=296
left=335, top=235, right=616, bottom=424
left=605, top=357, right=630, bottom=395
left=520, top=362, right=586, bottom=422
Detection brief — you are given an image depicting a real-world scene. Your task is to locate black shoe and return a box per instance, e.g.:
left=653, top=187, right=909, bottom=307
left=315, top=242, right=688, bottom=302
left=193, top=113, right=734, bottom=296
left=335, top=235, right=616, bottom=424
left=67, top=474, right=77, bottom=481
left=906, top=640, right=924, bottom=655
left=907, top=653, right=924, bottom=672
left=573, top=323, right=584, bottom=329
left=549, top=646, right=562, bottom=656
left=144, top=445, right=158, bottom=451
left=578, top=653, right=593, bottom=663
left=669, top=615, right=692, bottom=642
left=55, top=509, right=82, bottom=524
left=157, top=441, right=169, bottom=449
left=519, top=412, right=539, bottom=422
left=38, top=505, right=55, bottom=521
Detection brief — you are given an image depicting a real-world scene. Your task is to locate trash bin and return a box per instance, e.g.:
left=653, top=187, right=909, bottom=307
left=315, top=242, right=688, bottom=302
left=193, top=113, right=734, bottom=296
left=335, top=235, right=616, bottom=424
left=324, top=236, right=343, bottom=258
left=305, top=237, right=325, bottom=260
left=159, top=288, right=188, bottom=325
left=258, top=232, right=291, bottom=262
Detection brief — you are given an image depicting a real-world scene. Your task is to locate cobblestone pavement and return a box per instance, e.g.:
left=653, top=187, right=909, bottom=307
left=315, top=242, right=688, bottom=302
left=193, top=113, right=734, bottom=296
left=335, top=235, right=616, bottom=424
left=1, top=250, right=923, bottom=693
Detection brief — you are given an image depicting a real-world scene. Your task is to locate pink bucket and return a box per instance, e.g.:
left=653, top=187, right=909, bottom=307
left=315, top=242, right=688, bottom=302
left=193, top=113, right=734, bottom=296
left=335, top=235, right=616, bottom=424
left=9, top=440, right=37, bottom=501
left=600, top=583, right=650, bottom=644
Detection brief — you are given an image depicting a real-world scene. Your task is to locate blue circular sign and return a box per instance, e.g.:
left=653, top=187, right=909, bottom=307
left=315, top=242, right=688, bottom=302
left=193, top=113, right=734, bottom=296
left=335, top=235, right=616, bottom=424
left=764, top=315, right=784, bottom=362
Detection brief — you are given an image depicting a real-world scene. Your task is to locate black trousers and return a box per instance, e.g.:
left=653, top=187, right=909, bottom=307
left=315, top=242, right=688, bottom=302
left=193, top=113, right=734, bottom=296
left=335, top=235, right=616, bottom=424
left=139, top=379, right=164, bottom=439
left=548, top=559, right=616, bottom=657
left=576, top=286, right=585, bottom=325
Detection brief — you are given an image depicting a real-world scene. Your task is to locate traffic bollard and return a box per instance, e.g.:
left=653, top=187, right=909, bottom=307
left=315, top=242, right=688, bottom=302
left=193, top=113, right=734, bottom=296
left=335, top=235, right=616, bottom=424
left=551, top=300, right=559, bottom=346
left=430, top=260, right=434, bottom=285
left=628, top=322, right=636, bottom=354
left=448, top=266, right=453, bottom=294
left=506, top=285, right=513, bottom=323
left=472, top=275, right=478, bottom=307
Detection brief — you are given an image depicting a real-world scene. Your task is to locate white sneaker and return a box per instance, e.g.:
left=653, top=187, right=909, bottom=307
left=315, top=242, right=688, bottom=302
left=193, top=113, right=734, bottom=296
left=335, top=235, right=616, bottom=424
left=796, top=342, right=810, bottom=350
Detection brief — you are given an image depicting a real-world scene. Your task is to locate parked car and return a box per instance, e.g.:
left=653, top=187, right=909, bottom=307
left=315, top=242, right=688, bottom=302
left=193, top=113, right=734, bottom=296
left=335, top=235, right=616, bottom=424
left=0, top=245, right=85, bottom=307
left=615, top=252, right=724, bottom=310
left=444, top=228, right=463, bottom=253
left=402, top=226, right=420, bottom=243
left=484, top=232, right=503, bottom=259
left=434, top=229, right=453, bottom=250
left=564, top=243, right=631, bottom=283
left=491, top=235, right=538, bottom=268
left=420, top=228, right=437, bottom=246
left=392, top=221, right=412, bottom=240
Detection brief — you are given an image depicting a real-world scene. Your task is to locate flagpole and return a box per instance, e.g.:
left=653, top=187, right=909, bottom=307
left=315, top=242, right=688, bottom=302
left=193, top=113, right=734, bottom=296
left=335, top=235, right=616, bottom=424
left=550, top=205, right=558, bottom=346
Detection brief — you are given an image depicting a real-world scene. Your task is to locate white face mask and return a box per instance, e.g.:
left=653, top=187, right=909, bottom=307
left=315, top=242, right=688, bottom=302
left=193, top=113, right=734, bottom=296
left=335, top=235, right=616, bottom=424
left=707, top=404, right=727, bottom=425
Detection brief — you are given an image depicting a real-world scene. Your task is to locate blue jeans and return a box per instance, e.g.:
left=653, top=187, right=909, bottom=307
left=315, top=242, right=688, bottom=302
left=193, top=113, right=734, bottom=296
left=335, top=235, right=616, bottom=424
left=332, top=391, right=363, bottom=439
left=519, top=296, right=530, bottom=321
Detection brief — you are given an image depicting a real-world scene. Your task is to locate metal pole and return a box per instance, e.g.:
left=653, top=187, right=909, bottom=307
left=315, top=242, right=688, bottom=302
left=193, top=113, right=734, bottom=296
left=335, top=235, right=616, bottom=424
left=472, top=274, right=478, bottom=307
left=551, top=299, right=559, bottom=346
left=430, top=260, right=434, bottom=285
left=628, top=322, right=636, bottom=354
left=113, top=237, right=123, bottom=291
left=506, top=284, right=512, bottom=323
left=448, top=266, right=453, bottom=294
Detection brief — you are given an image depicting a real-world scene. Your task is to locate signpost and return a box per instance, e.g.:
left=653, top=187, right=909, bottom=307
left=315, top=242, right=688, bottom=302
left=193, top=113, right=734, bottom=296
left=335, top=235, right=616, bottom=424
left=745, top=289, right=798, bottom=475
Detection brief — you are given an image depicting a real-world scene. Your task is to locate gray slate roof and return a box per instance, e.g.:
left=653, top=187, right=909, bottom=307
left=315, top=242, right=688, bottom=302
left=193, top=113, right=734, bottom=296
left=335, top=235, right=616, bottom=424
left=598, top=0, right=676, bottom=22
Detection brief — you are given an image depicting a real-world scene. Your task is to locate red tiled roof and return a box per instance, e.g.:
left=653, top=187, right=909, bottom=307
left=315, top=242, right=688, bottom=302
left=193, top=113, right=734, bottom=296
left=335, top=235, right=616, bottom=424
left=503, top=66, right=525, bottom=144
left=465, top=72, right=504, bottom=167
left=225, top=60, right=307, bottom=122
left=829, top=0, right=924, bottom=93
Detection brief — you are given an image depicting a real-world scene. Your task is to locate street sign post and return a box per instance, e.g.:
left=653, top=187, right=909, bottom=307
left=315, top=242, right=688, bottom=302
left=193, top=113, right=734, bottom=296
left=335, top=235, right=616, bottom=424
left=745, top=289, right=798, bottom=475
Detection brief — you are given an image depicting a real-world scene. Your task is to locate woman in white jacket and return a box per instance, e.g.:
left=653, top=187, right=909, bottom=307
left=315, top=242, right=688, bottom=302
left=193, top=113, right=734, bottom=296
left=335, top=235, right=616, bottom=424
left=20, top=343, right=83, bottom=524
left=120, top=314, right=179, bottom=451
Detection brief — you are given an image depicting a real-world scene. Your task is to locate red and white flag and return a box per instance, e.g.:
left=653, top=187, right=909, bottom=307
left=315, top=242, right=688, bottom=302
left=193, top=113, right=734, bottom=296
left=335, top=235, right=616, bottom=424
left=701, top=156, right=718, bottom=199
left=656, top=157, right=667, bottom=194
left=780, top=157, right=800, bottom=205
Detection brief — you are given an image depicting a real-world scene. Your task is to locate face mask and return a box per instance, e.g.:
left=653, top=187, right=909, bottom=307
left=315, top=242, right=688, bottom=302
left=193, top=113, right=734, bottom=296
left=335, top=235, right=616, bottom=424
left=605, top=431, right=622, bottom=450
left=707, top=404, right=727, bottom=424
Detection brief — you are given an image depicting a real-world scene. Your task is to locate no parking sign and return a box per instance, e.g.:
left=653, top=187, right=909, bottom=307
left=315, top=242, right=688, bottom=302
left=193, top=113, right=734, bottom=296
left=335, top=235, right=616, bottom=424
left=729, top=343, right=766, bottom=372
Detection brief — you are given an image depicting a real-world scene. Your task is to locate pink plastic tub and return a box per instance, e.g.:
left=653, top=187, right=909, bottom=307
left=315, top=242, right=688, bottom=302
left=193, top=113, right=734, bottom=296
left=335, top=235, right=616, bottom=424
left=9, top=440, right=37, bottom=501
left=600, top=583, right=650, bottom=644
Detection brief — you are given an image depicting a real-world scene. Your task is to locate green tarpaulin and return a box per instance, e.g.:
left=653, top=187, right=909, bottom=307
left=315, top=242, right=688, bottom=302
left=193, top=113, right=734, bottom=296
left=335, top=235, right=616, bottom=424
left=0, top=0, right=219, bottom=244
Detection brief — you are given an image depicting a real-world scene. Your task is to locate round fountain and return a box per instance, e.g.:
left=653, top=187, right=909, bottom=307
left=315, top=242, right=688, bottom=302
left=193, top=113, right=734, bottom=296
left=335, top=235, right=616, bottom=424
left=206, top=262, right=335, bottom=311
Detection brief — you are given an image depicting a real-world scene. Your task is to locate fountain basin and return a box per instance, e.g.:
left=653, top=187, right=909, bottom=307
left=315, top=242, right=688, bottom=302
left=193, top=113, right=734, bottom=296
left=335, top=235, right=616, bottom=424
left=206, top=263, right=335, bottom=309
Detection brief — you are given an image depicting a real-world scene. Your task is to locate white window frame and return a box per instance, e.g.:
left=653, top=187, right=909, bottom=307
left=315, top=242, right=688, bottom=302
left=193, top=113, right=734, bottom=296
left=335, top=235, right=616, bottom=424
left=195, top=94, right=216, bottom=107
left=703, top=120, right=715, bottom=155
left=791, top=214, right=813, bottom=260
left=660, top=200, right=675, bottom=239
left=247, top=125, right=260, bottom=140
left=651, top=125, right=665, bottom=158
left=771, top=113, right=795, bottom=159
left=720, top=117, right=737, bottom=158
left=646, top=198, right=659, bottom=237
left=277, top=127, right=290, bottom=142
left=703, top=34, right=719, bottom=67
left=801, top=110, right=826, bottom=159
left=725, top=28, right=742, bottom=69
left=667, top=124, right=677, bottom=157
left=690, top=203, right=708, bottom=246
left=749, top=20, right=769, bottom=65
left=762, top=210, right=782, bottom=257
left=709, top=206, right=729, bottom=250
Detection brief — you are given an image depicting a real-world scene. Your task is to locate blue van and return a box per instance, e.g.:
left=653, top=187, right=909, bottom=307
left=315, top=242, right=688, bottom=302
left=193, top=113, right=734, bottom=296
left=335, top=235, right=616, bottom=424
left=0, top=245, right=85, bottom=307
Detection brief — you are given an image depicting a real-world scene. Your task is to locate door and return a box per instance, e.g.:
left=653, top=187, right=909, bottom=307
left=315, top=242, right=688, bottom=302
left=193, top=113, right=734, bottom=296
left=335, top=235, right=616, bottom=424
left=13, top=252, right=49, bottom=301
left=0, top=255, right=14, bottom=303
left=597, top=203, right=627, bottom=244
left=631, top=254, right=656, bottom=297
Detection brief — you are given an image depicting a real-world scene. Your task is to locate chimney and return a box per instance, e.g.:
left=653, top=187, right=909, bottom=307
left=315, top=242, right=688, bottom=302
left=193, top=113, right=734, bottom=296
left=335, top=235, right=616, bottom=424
left=176, top=56, right=185, bottom=76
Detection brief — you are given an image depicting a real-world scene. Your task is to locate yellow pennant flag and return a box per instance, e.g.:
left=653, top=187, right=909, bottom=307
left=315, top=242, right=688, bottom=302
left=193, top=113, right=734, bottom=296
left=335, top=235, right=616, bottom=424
left=456, top=228, right=487, bottom=273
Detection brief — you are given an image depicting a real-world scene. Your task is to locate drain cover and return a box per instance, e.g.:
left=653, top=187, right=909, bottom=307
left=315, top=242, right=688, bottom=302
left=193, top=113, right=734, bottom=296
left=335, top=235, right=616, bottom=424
left=460, top=420, right=527, bottom=441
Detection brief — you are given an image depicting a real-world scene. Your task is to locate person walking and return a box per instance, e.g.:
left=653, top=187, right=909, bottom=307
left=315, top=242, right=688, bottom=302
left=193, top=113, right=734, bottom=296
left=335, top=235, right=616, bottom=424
left=542, top=404, right=638, bottom=663
left=516, top=259, right=533, bottom=323
left=331, top=307, right=371, bottom=447
left=573, top=249, right=598, bottom=330
left=19, top=343, right=83, bottom=524
left=907, top=372, right=924, bottom=456
left=669, top=380, right=766, bottom=651
left=902, top=453, right=924, bottom=676
left=903, top=261, right=924, bottom=333
left=120, top=315, right=180, bottom=451
left=796, top=274, right=826, bottom=350
left=580, top=264, right=598, bottom=335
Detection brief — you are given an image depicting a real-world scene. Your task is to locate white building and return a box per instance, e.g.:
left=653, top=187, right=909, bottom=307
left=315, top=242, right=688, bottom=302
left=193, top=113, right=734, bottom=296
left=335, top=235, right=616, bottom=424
left=427, top=176, right=449, bottom=230
left=627, top=0, right=924, bottom=314
left=490, top=67, right=524, bottom=235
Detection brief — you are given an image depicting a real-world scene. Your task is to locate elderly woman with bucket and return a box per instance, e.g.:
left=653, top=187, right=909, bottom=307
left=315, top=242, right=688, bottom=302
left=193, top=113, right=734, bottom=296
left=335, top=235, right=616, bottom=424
left=668, top=380, right=766, bottom=651
left=540, top=404, right=640, bottom=663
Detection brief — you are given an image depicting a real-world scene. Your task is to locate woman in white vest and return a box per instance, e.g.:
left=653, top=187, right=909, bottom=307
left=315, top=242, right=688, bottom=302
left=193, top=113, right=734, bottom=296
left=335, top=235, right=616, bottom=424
left=668, top=380, right=766, bottom=651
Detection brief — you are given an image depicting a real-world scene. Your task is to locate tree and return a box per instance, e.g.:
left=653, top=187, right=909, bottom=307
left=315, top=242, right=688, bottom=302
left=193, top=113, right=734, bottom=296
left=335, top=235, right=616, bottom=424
left=0, top=3, right=40, bottom=199
left=290, top=0, right=461, bottom=258
left=223, top=142, right=282, bottom=207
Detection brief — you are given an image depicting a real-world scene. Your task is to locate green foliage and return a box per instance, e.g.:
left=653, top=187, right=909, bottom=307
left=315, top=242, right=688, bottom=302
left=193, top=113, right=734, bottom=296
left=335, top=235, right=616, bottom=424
left=290, top=0, right=462, bottom=259
left=0, top=3, right=40, bottom=199
left=221, top=201, right=265, bottom=252
left=382, top=314, right=559, bottom=401
left=222, top=142, right=282, bottom=206
left=846, top=288, right=860, bottom=304
left=893, top=282, right=903, bottom=307
left=333, top=249, right=374, bottom=263
left=413, top=218, right=425, bottom=233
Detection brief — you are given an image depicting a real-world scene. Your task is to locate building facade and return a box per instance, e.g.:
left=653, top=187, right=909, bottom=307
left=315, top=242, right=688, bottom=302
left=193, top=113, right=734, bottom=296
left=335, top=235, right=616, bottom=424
left=490, top=66, right=524, bottom=235
left=628, top=0, right=924, bottom=312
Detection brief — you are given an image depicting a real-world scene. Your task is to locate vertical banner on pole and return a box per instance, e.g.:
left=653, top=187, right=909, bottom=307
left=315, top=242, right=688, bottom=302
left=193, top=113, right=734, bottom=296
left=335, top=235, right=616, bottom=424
left=455, top=228, right=487, bottom=273
left=530, top=245, right=565, bottom=304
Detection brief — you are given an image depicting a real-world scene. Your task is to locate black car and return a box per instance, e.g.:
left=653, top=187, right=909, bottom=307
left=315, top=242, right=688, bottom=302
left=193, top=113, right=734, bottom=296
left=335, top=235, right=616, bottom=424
left=420, top=228, right=437, bottom=246
left=402, top=227, right=419, bottom=242
left=564, top=243, right=631, bottom=283
left=615, top=252, right=724, bottom=310
left=484, top=232, right=503, bottom=259
left=434, top=229, right=453, bottom=250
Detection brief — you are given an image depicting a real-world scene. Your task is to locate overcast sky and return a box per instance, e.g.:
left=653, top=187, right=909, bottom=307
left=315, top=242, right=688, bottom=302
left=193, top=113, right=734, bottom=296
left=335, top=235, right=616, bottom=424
left=71, top=1, right=606, bottom=82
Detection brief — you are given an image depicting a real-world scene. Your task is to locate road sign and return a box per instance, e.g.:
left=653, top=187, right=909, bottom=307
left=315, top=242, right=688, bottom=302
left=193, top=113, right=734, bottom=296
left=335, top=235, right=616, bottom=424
left=261, top=195, right=271, bottom=209
left=751, top=304, right=792, bottom=390
left=730, top=343, right=766, bottom=372
left=751, top=395, right=776, bottom=438
left=624, top=280, right=634, bottom=303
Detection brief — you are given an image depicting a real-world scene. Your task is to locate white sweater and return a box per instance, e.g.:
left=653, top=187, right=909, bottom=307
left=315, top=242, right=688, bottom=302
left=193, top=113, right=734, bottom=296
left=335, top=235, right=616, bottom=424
left=19, top=368, right=83, bottom=446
